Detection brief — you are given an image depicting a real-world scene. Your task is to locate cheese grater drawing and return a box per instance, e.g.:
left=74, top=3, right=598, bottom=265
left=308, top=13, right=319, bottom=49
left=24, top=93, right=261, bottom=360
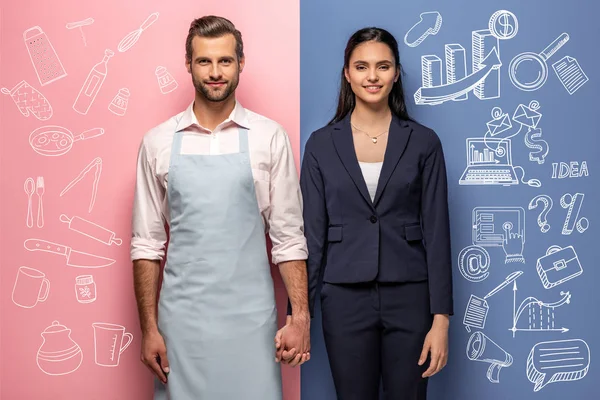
left=23, top=26, right=67, bottom=86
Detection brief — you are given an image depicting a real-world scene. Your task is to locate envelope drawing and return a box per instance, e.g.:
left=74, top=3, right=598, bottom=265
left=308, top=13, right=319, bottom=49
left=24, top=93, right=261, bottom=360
left=512, top=103, right=542, bottom=129
left=486, top=112, right=512, bottom=136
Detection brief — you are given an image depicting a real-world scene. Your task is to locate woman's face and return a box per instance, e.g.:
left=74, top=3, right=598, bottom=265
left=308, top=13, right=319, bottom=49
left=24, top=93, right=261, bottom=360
left=345, top=40, right=399, bottom=107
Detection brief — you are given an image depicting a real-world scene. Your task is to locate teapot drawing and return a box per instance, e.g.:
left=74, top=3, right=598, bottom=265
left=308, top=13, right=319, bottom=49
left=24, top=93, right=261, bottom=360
left=36, top=320, right=83, bottom=375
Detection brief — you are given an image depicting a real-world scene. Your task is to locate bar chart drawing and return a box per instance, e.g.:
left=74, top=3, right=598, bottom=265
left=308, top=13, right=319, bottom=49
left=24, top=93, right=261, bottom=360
left=414, top=32, right=502, bottom=105
left=413, top=11, right=520, bottom=106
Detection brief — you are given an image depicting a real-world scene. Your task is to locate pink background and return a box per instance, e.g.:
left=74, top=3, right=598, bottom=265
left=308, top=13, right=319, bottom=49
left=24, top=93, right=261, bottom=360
left=0, top=0, right=301, bottom=398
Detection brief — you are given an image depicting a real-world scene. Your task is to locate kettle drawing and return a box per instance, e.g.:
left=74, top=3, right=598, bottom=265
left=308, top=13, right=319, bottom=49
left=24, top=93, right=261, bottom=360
left=36, top=320, right=83, bottom=375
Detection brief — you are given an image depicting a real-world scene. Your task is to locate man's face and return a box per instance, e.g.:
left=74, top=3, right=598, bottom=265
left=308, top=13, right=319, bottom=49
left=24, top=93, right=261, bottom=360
left=186, top=34, right=244, bottom=102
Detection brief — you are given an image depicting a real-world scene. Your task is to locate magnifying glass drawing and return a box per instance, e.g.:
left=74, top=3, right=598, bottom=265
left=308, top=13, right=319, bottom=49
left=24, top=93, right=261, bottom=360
left=509, top=32, right=569, bottom=91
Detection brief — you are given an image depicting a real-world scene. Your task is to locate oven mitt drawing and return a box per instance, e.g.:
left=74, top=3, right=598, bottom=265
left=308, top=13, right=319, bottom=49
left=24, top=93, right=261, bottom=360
left=502, top=221, right=525, bottom=263
left=404, top=11, right=442, bottom=47
left=1, top=80, right=53, bottom=121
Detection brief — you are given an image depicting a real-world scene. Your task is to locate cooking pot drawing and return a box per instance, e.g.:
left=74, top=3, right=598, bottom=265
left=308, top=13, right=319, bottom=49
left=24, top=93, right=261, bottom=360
left=36, top=320, right=83, bottom=375
left=29, top=125, right=104, bottom=157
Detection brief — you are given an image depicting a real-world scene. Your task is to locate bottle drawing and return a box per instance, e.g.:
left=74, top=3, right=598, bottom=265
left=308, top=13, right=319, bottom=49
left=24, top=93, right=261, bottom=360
left=73, top=49, right=114, bottom=115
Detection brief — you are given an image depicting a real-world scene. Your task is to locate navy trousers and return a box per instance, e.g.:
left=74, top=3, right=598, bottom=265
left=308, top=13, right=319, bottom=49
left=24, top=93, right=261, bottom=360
left=320, top=281, right=433, bottom=400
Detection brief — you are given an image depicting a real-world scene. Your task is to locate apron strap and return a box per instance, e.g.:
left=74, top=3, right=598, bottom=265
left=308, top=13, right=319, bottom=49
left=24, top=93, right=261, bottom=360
left=238, top=127, right=249, bottom=154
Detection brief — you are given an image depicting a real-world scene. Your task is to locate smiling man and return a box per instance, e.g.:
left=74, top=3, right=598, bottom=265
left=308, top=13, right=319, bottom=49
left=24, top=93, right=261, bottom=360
left=130, top=15, right=310, bottom=399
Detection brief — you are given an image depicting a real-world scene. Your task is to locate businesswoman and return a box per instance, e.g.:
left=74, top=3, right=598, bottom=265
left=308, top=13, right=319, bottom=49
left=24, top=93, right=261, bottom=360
left=300, top=27, right=454, bottom=399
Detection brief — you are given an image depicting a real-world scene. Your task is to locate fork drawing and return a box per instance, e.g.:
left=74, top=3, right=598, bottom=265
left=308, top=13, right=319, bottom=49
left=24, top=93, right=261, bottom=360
left=36, top=176, right=44, bottom=228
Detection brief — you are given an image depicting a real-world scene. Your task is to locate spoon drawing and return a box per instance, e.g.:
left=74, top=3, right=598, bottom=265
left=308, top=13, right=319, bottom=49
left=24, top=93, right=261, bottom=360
left=24, top=177, right=35, bottom=228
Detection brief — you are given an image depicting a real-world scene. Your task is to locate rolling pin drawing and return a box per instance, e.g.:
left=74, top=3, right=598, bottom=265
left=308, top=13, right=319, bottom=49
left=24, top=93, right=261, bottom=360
left=60, top=214, right=122, bottom=246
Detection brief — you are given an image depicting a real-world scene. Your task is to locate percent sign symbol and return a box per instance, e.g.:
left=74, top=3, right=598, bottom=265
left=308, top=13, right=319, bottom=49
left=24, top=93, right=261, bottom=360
left=560, top=193, right=589, bottom=234
left=529, top=195, right=553, bottom=233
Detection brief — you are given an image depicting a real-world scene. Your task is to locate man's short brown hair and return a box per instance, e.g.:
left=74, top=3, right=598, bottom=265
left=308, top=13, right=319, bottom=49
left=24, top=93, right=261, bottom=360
left=185, top=16, right=244, bottom=62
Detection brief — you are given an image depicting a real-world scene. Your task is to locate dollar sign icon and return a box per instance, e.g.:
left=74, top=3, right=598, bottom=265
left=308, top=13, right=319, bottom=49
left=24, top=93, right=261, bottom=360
left=489, top=10, right=519, bottom=40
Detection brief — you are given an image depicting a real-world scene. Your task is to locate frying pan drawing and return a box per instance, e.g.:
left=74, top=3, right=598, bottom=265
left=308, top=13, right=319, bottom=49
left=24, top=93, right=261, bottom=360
left=118, top=12, right=159, bottom=52
left=29, top=125, right=104, bottom=157
left=509, top=33, right=569, bottom=91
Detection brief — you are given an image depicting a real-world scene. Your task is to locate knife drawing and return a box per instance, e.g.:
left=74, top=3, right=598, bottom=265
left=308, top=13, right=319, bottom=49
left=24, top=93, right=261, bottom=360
left=24, top=238, right=115, bottom=268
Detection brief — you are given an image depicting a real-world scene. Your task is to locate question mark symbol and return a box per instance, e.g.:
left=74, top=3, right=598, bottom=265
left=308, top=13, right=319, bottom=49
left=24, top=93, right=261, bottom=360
left=528, top=194, right=553, bottom=233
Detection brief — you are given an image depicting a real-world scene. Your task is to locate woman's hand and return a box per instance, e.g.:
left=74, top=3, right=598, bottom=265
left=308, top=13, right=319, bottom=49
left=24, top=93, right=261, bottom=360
left=418, top=314, right=449, bottom=378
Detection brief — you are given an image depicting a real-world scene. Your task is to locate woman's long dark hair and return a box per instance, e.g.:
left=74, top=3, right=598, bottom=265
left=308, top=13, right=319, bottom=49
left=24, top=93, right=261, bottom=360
left=329, top=27, right=411, bottom=125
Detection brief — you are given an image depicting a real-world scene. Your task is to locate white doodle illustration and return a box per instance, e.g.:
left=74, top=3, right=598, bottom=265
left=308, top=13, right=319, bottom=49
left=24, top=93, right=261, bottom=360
left=73, top=49, right=114, bottom=115
left=1, top=80, right=53, bottom=120
left=24, top=178, right=35, bottom=228
left=75, top=275, right=97, bottom=303
left=66, top=17, right=94, bottom=46
left=536, top=245, right=582, bottom=290
left=467, top=331, right=513, bottom=383
left=23, top=238, right=115, bottom=268
left=29, top=126, right=104, bottom=157
left=460, top=138, right=526, bottom=186
left=156, top=66, right=178, bottom=94
left=117, top=12, right=159, bottom=52
left=445, top=44, right=468, bottom=101
left=12, top=266, right=50, bottom=308
left=463, top=271, right=522, bottom=332
left=472, top=29, right=501, bottom=101
left=486, top=106, right=512, bottom=136
left=23, top=26, right=67, bottom=86
left=92, top=323, right=134, bottom=367
left=552, top=55, right=588, bottom=95
left=36, top=176, right=45, bottom=228
left=404, top=11, right=442, bottom=47
left=561, top=193, right=589, bottom=234
left=37, top=320, right=83, bottom=376
left=488, top=10, right=518, bottom=40
left=509, top=32, right=569, bottom=91
left=552, top=161, right=589, bottom=179
left=60, top=157, right=102, bottom=213
left=528, top=194, right=553, bottom=233
left=472, top=207, right=525, bottom=263
left=458, top=245, right=491, bottom=282
left=108, top=88, right=130, bottom=116
left=511, top=290, right=571, bottom=337
left=527, top=339, right=590, bottom=392
left=60, top=214, right=122, bottom=246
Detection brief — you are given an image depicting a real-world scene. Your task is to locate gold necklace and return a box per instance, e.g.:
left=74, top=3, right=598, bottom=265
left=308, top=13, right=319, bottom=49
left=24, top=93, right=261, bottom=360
left=351, top=122, right=388, bottom=144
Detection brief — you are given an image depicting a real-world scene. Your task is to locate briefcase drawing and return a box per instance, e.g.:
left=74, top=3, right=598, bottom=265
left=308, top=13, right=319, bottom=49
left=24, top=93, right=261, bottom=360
left=536, top=245, right=582, bottom=289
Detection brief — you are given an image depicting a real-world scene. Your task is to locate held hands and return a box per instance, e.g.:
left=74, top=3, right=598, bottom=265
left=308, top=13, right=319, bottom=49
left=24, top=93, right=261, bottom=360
left=274, top=315, right=311, bottom=367
left=141, top=330, right=170, bottom=384
left=419, top=314, right=449, bottom=378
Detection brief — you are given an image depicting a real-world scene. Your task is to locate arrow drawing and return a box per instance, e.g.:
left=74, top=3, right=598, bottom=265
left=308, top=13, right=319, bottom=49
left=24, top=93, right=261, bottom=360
left=415, top=46, right=501, bottom=105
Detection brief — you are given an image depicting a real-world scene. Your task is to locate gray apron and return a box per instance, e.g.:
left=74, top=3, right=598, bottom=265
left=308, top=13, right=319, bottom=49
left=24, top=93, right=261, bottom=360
left=154, top=124, right=282, bottom=399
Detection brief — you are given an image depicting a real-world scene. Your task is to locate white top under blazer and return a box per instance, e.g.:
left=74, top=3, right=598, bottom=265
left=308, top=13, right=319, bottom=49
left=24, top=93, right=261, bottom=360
left=358, top=161, right=384, bottom=202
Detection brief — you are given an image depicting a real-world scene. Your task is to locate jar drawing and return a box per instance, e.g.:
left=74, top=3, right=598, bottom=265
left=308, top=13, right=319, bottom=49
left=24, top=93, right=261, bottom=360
left=108, top=88, right=130, bottom=116
left=75, top=275, right=96, bottom=303
left=155, top=66, right=178, bottom=94
left=37, top=320, right=83, bottom=376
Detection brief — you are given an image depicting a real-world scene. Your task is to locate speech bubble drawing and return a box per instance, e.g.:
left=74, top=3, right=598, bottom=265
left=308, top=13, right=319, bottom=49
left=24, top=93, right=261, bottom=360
left=527, top=339, right=590, bottom=392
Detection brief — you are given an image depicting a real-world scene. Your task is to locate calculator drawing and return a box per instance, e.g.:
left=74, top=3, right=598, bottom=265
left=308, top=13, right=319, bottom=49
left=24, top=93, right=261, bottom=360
left=23, top=26, right=67, bottom=86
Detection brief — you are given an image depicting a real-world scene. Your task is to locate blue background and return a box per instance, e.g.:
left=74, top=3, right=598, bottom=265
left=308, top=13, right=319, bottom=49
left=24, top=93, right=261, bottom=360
left=299, top=0, right=599, bottom=398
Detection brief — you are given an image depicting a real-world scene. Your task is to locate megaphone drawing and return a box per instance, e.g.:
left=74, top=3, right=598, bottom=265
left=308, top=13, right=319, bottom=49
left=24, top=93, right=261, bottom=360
left=466, top=331, right=513, bottom=383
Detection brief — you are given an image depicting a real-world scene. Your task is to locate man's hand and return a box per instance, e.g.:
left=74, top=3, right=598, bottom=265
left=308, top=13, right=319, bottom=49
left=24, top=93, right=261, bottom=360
left=275, top=315, right=311, bottom=367
left=419, top=314, right=449, bottom=378
left=141, top=330, right=170, bottom=384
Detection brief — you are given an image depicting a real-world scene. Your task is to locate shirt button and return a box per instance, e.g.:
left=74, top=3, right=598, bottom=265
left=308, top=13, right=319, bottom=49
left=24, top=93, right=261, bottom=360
left=370, top=215, right=378, bottom=223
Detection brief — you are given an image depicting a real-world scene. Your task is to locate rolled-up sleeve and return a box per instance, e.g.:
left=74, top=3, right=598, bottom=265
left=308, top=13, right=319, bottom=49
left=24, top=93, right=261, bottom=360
left=267, top=127, right=308, bottom=265
left=420, top=135, right=454, bottom=315
left=130, top=138, right=168, bottom=261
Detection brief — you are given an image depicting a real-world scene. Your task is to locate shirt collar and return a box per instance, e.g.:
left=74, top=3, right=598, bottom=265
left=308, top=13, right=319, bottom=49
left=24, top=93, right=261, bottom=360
left=175, top=99, right=250, bottom=132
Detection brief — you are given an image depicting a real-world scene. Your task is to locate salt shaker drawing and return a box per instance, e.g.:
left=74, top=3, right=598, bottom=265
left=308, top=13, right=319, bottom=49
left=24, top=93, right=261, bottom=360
left=108, top=88, right=130, bottom=116
left=155, top=66, right=178, bottom=94
left=73, top=49, right=114, bottom=115
left=75, top=275, right=96, bottom=303
left=23, top=26, right=67, bottom=86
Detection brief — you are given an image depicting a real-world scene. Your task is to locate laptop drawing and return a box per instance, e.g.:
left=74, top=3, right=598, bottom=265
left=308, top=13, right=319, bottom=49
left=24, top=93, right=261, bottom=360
left=459, top=138, right=518, bottom=186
